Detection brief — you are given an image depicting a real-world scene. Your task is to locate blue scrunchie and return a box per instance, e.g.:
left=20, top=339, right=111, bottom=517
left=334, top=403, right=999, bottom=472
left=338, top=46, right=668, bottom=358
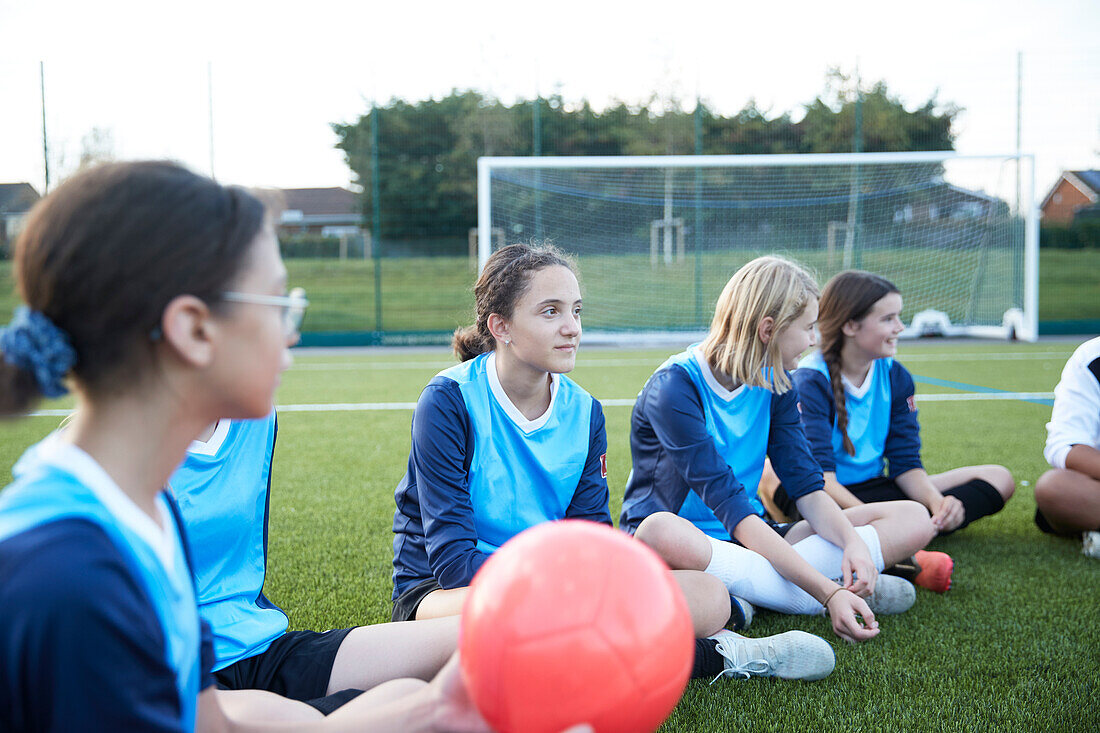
left=0, top=306, right=77, bottom=398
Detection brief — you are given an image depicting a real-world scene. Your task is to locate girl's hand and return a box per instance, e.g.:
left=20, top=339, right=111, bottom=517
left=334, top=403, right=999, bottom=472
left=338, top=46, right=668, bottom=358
left=825, top=588, right=880, bottom=643
left=841, top=539, right=878, bottom=598
left=930, top=495, right=965, bottom=533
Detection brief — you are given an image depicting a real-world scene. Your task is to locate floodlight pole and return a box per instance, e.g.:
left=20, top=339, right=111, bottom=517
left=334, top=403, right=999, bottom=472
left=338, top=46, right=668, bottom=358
left=208, top=61, right=216, bottom=180
left=40, top=61, right=49, bottom=194
left=693, top=98, right=704, bottom=326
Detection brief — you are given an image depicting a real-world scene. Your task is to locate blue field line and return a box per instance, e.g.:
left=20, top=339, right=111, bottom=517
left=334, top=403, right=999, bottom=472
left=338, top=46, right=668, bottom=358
left=913, top=374, right=1054, bottom=406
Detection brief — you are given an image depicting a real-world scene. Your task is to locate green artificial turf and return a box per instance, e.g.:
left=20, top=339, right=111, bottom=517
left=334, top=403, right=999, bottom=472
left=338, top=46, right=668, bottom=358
left=1, top=341, right=1097, bottom=731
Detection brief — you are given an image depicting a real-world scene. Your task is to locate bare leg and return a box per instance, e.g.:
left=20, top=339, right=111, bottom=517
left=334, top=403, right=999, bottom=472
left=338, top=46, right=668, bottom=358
left=929, top=464, right=1015, bottom=502
left=783, top=500, right=935, bottom=567
left=670, top=569, right=730, bottom=636
left=414, top=587, right=469, bottom=621
left=634, top=512, right=714, bottom=571
left=327, top=615, right=459, bottom=694
left=215, top=689, right=323, bottom=723
left=400, top=547, right=727, bottom=638
left=757, top=458, right=788, bottom=522
left=1035, top=469, right=1100, bottom=534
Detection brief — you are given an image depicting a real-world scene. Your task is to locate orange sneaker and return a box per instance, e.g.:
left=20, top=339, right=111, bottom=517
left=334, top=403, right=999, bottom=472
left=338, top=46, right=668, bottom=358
left=913, top=550, right=953, bottom=593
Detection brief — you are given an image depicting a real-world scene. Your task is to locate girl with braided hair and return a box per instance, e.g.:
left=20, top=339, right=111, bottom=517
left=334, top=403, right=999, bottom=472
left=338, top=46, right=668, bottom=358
left=768, top=270, right=1015, bottom=591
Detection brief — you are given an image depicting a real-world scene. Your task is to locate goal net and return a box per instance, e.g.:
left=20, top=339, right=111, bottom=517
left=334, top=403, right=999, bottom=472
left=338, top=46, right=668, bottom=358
left=477, top=152, right=1038, bottom=342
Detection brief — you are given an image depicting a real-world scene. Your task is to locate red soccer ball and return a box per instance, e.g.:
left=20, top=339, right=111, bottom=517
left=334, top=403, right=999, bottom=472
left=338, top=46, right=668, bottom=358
left=459, top=520, right=694, bottom=733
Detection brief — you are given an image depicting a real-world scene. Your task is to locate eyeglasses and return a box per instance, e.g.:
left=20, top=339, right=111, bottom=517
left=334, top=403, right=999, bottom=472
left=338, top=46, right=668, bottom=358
left=221, top=286, right=309, bottom=337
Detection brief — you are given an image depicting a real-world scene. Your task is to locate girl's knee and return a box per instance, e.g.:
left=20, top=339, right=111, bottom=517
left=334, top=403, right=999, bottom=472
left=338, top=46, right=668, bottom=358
left=635, top=512, right=680, bottom=549
left=983, top=464, right=1015, bottom=501
left=635, top=512, right=709, bottom=570
left=890, top=500, right=936, bottom=548
left=1034, top=469, right=1058, bottom=503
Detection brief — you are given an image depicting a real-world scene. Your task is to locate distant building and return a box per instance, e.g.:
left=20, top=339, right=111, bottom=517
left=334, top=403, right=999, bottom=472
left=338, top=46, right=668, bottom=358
left=277, top=187, right=362, bottom=238
left=0, top=183, right=41, bottom=249
left=1040, top=170, right=1100, bottom=225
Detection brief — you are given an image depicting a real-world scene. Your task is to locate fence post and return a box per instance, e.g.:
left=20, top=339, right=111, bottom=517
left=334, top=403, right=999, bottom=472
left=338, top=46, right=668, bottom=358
left=533, top=95, right=543, bottom=240
left=371, top=107, right=383, bottom=332
left=693, top=99, right=704, bottom=326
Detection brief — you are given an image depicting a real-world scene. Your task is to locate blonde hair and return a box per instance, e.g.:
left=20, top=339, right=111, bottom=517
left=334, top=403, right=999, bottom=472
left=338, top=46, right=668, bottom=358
left=700, top=255, right=819, bottom=394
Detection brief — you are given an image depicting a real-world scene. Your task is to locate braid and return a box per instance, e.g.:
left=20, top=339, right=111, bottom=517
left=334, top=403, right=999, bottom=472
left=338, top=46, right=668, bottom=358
left=822, top=345, right=855, bottom=456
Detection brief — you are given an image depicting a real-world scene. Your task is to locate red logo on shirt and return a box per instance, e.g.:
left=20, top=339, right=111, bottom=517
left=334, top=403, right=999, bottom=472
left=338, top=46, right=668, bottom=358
left=907, top=395, right=917, bottom=412
left=600, top=453, right=608, bottom=478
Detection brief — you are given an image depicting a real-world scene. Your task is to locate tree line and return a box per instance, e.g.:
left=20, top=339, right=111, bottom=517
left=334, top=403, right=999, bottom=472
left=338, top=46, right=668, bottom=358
left=332, top=72, right=958, bottom=245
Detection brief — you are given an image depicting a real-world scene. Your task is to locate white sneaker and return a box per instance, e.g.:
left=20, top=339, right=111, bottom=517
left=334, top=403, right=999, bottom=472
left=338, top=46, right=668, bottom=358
left=866, top=575, right=916, bottom=615
left=710, top=630, right=835, bottom=682
left=730, top=596, right=755, bottom=631
left=1083, top=531, right=1100, bottom=559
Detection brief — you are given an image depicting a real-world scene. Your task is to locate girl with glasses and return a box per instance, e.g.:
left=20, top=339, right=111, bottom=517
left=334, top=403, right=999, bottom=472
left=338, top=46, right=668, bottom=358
left=0, top=161, right=490, bottom=732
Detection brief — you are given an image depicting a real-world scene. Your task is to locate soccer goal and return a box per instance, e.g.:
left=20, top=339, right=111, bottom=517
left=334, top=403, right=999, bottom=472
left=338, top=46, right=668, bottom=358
left=477, top=152, right=1039, bottom=342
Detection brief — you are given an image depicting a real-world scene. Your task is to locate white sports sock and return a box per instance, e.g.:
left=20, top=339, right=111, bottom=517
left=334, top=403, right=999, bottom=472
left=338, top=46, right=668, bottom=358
left=702, top=525, right=886, bottom=616
left=790, top=524, right=885, bottom=581
left=704, top=536, right=822, bottom=615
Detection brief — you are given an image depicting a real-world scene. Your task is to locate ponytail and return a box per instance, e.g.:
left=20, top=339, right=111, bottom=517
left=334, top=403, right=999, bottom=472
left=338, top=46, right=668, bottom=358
left=452, top=324, right=494, bottom=363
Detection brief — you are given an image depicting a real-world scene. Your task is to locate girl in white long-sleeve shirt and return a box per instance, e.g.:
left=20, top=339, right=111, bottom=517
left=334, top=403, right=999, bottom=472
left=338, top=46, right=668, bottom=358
left=1035, top=336, right=1100, bottom=553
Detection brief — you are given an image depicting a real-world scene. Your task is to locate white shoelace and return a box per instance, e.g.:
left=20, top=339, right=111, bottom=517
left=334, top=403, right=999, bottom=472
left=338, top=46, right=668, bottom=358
left=709, top=637, right=776, bottom=684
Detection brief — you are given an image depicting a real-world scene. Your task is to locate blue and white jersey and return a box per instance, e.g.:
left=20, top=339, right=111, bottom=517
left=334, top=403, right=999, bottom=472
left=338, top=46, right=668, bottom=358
left=169, top=412, right=289, bottom=671
left=794, top=352, right=922, bottom=485
left=1, top=439, right=210, bottom=733
left=620, top=345, right=823, bottom=540
left=392, top=351, right=610, bottom=599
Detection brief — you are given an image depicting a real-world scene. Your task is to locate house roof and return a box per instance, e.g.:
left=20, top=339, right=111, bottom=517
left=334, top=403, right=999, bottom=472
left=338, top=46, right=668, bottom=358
left=279, top=187, right=358, bottom=216
left=0, top=183, right=41, bottom=214
left=1040, top=170, right=1100, bottom=211
left=1070, top=170, right=1100, bottom=196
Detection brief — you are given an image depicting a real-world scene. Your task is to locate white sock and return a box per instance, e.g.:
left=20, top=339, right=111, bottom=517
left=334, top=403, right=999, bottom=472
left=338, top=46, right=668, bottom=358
left=703, top=536, right=822, bottom=615
left=702, top=525, right=885, bottom=616
left=789, top=525, right=886, bottom=581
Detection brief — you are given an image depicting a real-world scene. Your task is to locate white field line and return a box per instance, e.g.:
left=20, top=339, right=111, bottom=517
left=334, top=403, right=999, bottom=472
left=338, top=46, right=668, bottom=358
left=27, top=391, right=1055, bottom=417
left=290, top=351, right=1073, bottom=371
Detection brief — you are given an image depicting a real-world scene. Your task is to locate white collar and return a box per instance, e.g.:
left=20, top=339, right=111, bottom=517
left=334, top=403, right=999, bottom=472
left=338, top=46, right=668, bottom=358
left=842, top=369, right=874, bottom=399
left=486, top=351, right=559, bottom=433
left=187, top=419, right=231, bottom=457
left=34, top=439, right=176, bottom=571
left=692, top=346, right=745, bottom=402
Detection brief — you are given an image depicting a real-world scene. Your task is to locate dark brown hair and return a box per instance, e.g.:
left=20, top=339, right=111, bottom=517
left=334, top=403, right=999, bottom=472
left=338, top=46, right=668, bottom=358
left=817, top=270, right=901, bottom=455
left=0, top=160, right=266, bottom=415
left=453, top=243, right=576, bottom=362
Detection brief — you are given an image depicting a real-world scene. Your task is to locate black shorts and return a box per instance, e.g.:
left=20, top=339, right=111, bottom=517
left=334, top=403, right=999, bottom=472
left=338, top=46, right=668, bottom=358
left=773, top=475, right=1004, bottom=532
left=214, top=628, right=363, bottom=714
left=391, top=578, right=444, bottom=622
left=727, top=516, right=794, bottom=545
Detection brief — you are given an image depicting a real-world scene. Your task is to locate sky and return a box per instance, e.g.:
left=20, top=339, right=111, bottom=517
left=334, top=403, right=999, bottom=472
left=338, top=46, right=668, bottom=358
left=1, top=0, right=1097, bottom=200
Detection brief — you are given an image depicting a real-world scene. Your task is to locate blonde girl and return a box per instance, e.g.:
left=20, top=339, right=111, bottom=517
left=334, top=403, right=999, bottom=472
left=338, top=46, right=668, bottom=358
left=620, top=256, right=935, bottom=643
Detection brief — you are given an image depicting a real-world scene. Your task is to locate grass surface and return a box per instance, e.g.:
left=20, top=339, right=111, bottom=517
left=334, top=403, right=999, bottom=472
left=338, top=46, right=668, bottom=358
left=2, top=248, right=1099, bottom=331
left=1, top=341, right=1097, bottom=731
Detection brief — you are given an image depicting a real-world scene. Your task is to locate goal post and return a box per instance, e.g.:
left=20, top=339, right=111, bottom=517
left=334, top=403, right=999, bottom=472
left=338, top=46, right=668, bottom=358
left=478, top=152, right=1039, bottom=342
